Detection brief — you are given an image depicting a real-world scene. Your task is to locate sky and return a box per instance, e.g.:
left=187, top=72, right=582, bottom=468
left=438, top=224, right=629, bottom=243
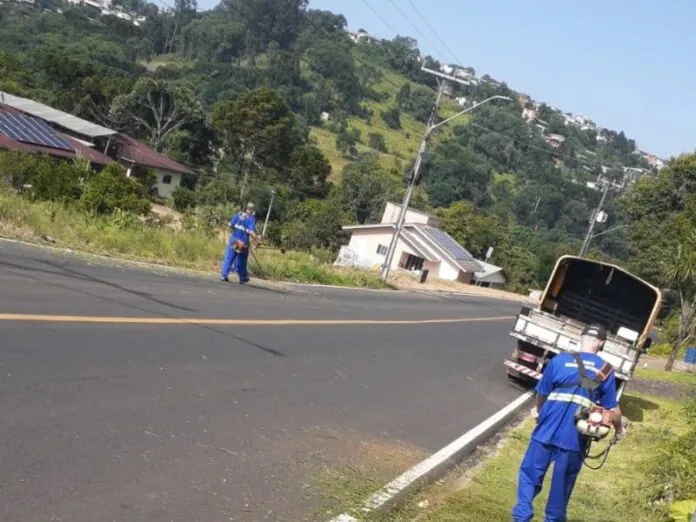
left=195, top=0, right=695, bottom=160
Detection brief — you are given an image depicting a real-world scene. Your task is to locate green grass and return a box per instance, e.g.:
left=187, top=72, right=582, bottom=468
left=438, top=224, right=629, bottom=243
left=366, top=392, right=688, bottom=522
left=308, top=53, right=467, bottom=180
left=0, top=190, right=392, bottom=289
left=635, top=366, right=696, bottom=386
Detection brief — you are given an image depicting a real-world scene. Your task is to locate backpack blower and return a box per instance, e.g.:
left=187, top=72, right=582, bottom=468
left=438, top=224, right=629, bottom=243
left=570, top=352, right=621, bottom=470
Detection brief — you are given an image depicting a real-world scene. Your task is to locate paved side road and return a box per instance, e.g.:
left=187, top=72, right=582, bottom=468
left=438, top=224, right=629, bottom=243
left=0, top=241, right=523, bottom=522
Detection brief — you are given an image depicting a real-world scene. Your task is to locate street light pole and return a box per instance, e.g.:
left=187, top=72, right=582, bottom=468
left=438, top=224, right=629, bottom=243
left=380, top=91, right=512, bottom=282
left=579, top=181, right=610, bottom=257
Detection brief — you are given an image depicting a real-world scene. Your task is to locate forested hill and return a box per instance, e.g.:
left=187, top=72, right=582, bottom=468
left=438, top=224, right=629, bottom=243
left=0, top=0, right=662, bottom=291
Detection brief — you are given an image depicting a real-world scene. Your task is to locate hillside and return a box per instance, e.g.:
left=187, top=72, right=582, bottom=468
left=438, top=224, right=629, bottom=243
left=0, top=0, right=662, bottom=291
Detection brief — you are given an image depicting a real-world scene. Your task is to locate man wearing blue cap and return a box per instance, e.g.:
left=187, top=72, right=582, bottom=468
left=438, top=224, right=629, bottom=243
left=512, top=324, right=625, bottom=522
left=220, top=202, right=260, bottom=284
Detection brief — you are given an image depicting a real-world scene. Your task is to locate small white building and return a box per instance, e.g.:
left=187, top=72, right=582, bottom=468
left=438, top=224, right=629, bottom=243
left=473, top=260, right=506, bottom=288
left=338, top=202, right=483, bottom=284
left=115, top=134, right=194, bottom=199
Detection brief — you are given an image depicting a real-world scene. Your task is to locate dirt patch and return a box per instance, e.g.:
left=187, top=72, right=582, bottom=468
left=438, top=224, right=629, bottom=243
left=282, top=427, right=428, bottom=521
left=388, top=272, right=532, bottom=304
left=629, top=377, right=687, bottom=399
left=150, top=204, right=183, bottom=230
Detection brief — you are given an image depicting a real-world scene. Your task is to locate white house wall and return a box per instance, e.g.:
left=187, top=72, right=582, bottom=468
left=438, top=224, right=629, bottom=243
left=476, top=271, right=506, bottom=285
left=346, top=229, right=423, bottom=271
left=381, top=202, right=440, bottom=227
left=153, top=168, right=182, bottom=198
left=437, top=260, right=460, bottom=281
left=344, top=228, right=475, bottom=282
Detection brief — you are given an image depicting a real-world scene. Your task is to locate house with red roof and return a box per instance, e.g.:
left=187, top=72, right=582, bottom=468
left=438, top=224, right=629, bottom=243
left=0, top=91, right=196, bottom=198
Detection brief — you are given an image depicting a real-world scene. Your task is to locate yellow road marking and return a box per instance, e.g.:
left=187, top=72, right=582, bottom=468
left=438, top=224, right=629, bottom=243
left=0, top=313, right=515, bottom=326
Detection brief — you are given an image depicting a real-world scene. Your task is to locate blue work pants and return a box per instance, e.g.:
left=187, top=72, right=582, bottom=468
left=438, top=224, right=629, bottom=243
left=220, top=240, right=250, bottom=283
left=512, top=439, right=583, bottom=522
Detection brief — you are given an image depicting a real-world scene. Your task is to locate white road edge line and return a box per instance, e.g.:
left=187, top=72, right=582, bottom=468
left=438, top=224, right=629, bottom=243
left=328, top=390, right=535, bottom=522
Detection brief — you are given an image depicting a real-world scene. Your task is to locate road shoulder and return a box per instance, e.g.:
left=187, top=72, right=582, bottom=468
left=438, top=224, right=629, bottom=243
left=0, top=236, right=528, bottom=304
left=380, top=369, right=696, bottom=522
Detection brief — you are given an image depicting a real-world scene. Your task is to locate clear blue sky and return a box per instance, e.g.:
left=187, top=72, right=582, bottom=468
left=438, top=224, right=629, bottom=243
left=196, top=0, right=694, bottom=159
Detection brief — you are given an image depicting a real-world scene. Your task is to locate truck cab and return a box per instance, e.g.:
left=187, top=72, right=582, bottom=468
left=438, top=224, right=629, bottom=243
left=504, top=255, right=662, bottom=400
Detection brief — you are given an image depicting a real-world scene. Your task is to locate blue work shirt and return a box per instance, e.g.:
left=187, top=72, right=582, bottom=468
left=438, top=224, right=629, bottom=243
left=532, top=352, right=618, bottom=453
left=229, top=212, right=256, bottom=245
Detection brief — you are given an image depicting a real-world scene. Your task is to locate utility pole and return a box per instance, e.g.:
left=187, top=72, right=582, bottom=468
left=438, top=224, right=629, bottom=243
left=379, top=68, right=511, bottom=282
left=262, top=188, right=276, bottom=237
left=579, top=180, right=610, bottom=257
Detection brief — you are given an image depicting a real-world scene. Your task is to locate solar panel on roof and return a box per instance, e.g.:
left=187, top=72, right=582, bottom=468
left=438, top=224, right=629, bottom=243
left=0, top=113, right=75, bottom=152
left=421, top=226, right=475, bottom=261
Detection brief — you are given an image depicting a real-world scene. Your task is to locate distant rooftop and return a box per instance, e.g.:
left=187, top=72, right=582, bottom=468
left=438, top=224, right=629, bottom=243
left=0, top=91, right=116, bottom=139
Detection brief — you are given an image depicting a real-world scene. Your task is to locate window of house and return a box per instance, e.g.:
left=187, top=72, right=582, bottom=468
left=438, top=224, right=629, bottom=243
left=162, top=175, right=172, bottom=184
left=376, top=244, right=388, bottom=255
left=401, top=253, right=424, bottom=272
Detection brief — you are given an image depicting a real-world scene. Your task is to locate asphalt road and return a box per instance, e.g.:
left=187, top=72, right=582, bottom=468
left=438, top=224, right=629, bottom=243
left=0, top=241, right=523, bottom=522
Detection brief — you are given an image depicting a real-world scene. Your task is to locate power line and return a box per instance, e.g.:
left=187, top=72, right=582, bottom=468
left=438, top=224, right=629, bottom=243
left=358, top=0, right=401, bottom=36
left=405, top=0, right=460, bottom=66
left=384, top=0, right=449, bottom=64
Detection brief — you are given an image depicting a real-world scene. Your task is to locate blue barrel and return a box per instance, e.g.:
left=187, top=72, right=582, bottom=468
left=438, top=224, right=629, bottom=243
left=685, top=347, right=696, bottom=365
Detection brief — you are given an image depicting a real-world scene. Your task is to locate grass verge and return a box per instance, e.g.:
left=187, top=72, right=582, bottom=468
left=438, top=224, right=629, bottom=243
left=0, top=190, right=392, bottom=289
left=635, top=366, right=696, bottom=386
left=364, top=391, right=691, bottom=522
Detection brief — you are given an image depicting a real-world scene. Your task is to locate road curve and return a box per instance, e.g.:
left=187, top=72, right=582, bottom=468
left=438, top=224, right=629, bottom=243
left=0, top=241, right=523, bottom=522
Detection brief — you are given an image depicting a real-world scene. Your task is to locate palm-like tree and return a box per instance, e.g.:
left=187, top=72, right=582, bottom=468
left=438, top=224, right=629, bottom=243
left=661, top=229, right=696, bottom=371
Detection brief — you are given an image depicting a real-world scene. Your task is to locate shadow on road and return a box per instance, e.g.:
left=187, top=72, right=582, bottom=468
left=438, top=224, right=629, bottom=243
left=0, top=258, right=287, bottom=358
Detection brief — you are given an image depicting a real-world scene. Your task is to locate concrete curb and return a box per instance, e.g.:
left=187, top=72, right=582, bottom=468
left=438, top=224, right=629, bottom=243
left=328, top=390, right=535, bottom=521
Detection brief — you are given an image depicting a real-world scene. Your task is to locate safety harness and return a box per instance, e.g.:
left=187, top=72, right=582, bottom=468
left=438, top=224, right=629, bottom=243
left=548, top=353, right=618, bottom=470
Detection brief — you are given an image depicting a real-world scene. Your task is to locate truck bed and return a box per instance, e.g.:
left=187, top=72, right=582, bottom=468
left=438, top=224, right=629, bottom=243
left=512, top=308, right=640, bottom=378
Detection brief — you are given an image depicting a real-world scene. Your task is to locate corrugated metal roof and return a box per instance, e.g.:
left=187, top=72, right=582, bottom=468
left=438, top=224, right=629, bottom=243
left=401, top=227, right=439, bottom=262
left=116, top=134, right=195, bottom=175
left=474, top=260, right=505, bottom=283
left=0, top=103, right=113, bottom=165
left=0, top=91, right=116, bottom=138
left=413, top=225, right=484, bottom=273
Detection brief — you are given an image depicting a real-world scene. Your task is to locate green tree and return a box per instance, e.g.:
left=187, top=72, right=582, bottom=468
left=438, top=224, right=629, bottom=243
left=340, top=153, right=395, bottom=224
left=435, top=201, right=506, bottom=259
left=212, top=87, right=303, bottom=201
left=660, top=226, right=696, bottom=371
left=381, top=106, right=401, bottom=130
left=622, top=154, right=696, bottom=370
left=289, top=145, right=332, bottom=199
left=109, top=77, right=205, bottom=152
left=368, top=132, right=387, bottom=153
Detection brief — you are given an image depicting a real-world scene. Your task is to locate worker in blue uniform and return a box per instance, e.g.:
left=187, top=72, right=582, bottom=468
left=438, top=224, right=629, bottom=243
left=511, top=324, right=624, bottom=522
left=220, top=202, right=260, bottom=284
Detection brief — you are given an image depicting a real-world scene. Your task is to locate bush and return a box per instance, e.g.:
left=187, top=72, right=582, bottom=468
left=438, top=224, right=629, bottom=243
left=79, top=163, right=151, bottom=216
left=172, top=186, right=197, bottom=211
left=381, top=106, right=401, bottom=129
left=368, top=132, right=387, bottom=153
left=0, top=150, right=39, bottom=189
left=645, top=397, right=696, bottom=505
left=31, top=159, right=83, bottom=202
left=0, top=151, right=82, bottom=202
